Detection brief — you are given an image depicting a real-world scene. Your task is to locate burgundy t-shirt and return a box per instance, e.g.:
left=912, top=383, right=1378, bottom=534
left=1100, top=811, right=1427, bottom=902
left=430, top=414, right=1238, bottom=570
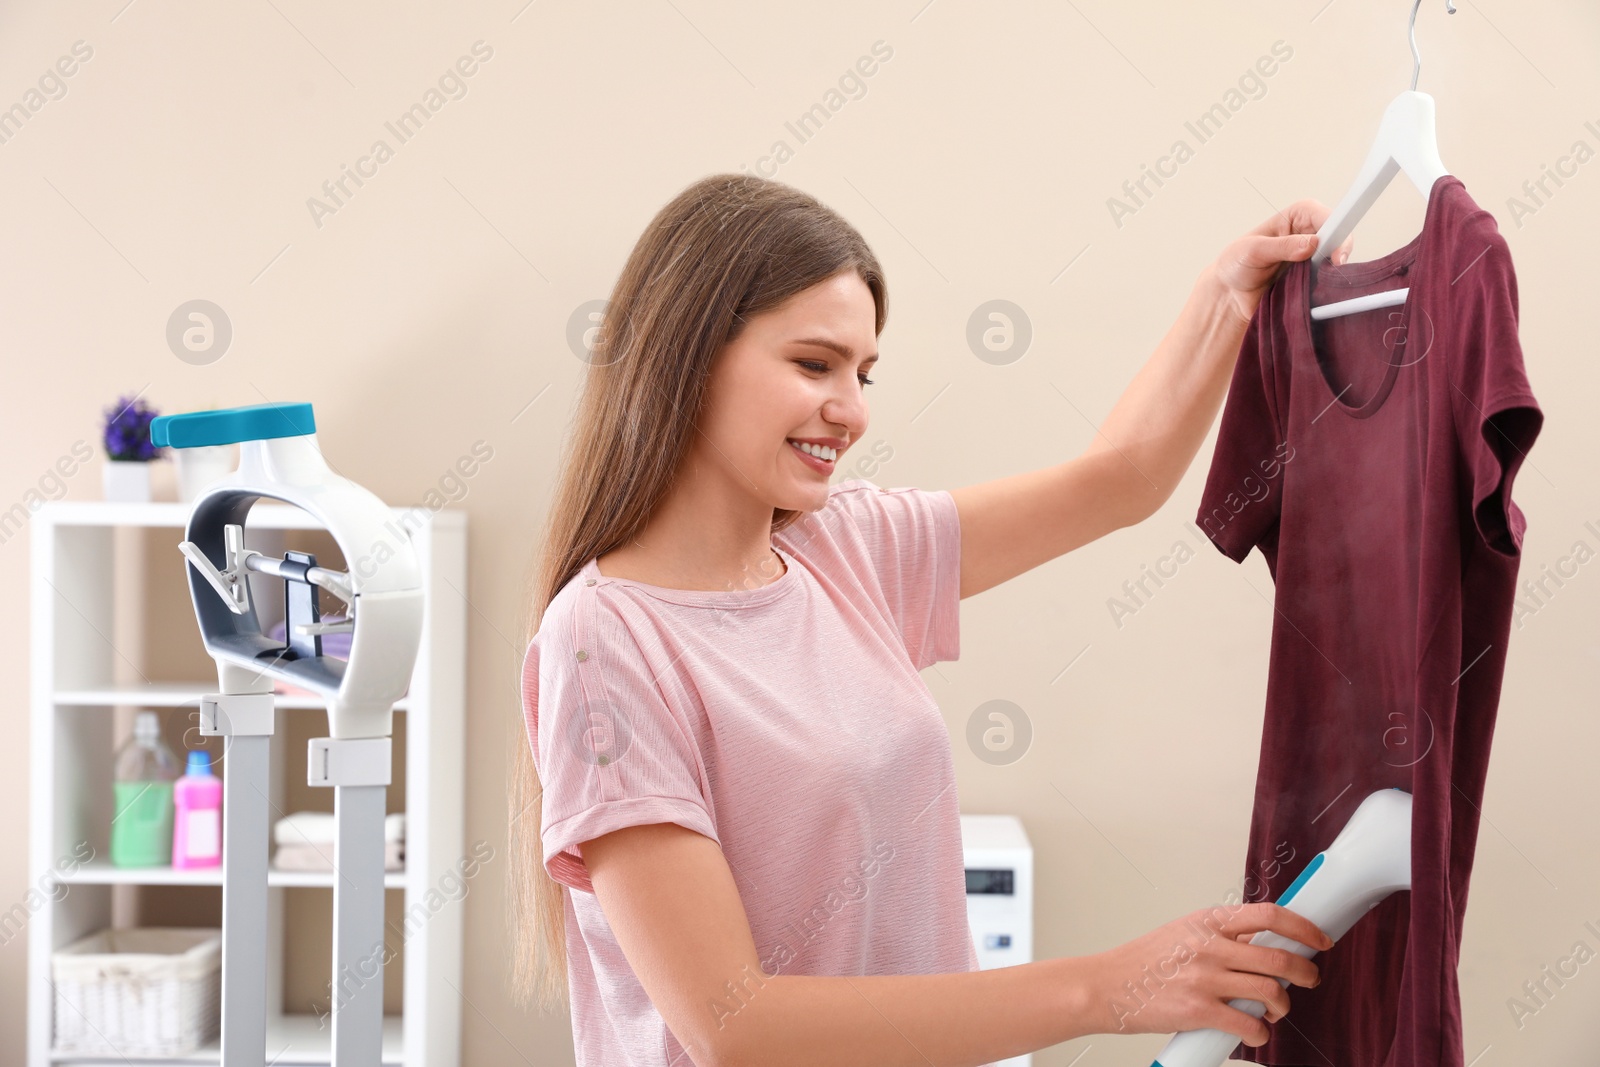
left=1196, top=176, right=1542, bottom=1066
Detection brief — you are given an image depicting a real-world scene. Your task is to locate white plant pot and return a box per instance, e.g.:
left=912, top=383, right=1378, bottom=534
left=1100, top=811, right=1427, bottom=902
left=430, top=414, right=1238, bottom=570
left=174, top=444, right=237, bottom=504
left=101, top=461, right=152, bottom=503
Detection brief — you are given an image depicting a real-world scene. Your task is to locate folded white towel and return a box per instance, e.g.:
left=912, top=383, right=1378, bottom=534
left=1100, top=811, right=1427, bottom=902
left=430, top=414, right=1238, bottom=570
left=273, top=840, right=404, bottom=873
left=273, top=811, right=406, bottom=847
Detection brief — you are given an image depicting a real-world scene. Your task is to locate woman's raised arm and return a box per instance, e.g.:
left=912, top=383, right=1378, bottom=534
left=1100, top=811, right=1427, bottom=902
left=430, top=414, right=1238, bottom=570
left=949, top=200, right=1352, bottom=599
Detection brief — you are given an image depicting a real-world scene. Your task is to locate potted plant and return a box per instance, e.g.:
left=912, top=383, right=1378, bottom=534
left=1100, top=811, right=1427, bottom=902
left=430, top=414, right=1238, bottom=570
left=101, top=394, right=163, bottom=502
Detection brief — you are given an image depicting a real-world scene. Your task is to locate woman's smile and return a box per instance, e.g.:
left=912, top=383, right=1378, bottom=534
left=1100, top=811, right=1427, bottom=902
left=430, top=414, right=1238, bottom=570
left=786, top=437, right=839, bottom=473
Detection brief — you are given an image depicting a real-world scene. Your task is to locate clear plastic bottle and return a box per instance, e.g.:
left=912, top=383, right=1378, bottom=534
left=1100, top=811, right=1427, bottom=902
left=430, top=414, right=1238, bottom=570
left=110, top=711, right=181, bottom=867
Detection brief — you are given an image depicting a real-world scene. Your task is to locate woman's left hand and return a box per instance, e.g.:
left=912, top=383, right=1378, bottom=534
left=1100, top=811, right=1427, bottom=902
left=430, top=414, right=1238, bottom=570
left=1210, top=199, right=1355, bottom=328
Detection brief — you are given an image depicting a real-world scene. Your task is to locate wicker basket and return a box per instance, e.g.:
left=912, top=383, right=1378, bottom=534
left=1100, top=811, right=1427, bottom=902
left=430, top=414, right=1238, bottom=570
left=52, top=927, right=221, bottom=1057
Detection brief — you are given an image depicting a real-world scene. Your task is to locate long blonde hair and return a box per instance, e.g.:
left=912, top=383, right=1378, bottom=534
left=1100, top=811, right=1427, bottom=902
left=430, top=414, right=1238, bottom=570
left=508, top=173, right=888, bottom=1011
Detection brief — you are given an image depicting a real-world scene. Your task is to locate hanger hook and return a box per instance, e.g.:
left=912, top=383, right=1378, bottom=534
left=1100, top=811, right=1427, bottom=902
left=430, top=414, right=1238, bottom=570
left=1410, top=0, right=1458, bottom=91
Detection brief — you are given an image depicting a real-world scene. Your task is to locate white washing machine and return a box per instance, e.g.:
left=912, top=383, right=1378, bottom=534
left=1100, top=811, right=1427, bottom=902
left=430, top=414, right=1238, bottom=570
left=960, top=814, right=1034, bottom=1067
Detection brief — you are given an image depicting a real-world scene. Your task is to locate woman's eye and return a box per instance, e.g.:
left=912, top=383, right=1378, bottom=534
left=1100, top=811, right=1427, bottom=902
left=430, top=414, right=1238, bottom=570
left=797, top=359, right=874, bottom=387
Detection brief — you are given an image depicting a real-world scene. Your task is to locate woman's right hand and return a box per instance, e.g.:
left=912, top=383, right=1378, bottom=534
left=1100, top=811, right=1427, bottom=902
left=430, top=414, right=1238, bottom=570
left=1081, top=901, right=1333, bottom=1046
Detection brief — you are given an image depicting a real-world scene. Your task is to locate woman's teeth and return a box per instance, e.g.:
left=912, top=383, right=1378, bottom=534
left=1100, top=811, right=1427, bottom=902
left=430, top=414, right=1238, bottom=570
left=789, top=440, right=837, bottom=462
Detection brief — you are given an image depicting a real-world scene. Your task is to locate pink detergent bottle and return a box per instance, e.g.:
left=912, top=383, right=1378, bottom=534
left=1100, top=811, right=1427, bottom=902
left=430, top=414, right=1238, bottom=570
left=173, top=750, right=222, bottom=868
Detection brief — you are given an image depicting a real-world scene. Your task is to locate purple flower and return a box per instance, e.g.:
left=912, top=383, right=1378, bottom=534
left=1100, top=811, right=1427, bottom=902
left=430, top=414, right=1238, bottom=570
left=103, top=394, right=163, bottom=462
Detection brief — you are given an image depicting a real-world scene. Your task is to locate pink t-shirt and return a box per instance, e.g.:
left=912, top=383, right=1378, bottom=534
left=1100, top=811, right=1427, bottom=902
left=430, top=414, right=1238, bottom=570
left=521, top=478, right=985, bottom=1067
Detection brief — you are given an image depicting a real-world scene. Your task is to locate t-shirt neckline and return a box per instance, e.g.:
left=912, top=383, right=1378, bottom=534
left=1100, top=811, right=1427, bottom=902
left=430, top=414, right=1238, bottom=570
left=582, top=544, right=799, bottom=608
left=1293, top=173, right=1457, bottom=419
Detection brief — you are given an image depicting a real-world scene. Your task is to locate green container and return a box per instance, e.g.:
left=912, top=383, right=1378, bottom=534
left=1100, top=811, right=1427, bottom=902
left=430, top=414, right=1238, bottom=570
left=110, top=711, right=180, bottom=867
left=111, top=780, right=176, bottom=866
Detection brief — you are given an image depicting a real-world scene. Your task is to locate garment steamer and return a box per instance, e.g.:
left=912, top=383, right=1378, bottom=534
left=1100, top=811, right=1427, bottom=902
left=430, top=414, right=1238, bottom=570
left=1149, top=788, right=1412, bottom=1067
left=150, top=402, right=423, bottom=1066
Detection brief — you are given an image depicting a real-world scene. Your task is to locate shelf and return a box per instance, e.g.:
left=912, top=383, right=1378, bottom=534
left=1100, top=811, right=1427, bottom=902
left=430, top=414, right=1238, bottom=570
left=59, top=860, right=406, bottom=890
left=54, top=683, right=409, bottom=713
left=50, top=1012, right=404, bottom=1064
left=32, top=501, right=466, bottom=1065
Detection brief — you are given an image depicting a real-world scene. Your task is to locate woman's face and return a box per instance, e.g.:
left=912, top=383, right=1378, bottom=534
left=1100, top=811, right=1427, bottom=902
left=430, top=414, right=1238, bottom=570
left=694, top=269, right=878, bottom=515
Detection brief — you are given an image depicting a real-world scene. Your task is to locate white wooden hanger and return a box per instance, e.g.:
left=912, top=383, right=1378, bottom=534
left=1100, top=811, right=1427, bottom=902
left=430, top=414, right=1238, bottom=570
left=1308, top=0, right=1456, bottom=321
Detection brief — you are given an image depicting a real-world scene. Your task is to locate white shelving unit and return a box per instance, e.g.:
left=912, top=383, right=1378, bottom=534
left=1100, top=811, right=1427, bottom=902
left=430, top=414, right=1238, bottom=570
left=28, top=501, right=467, bottom=1066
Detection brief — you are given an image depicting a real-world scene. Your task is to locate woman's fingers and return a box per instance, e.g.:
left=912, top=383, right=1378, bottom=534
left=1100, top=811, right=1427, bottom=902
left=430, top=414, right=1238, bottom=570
left=1099, top=903, right=1331, bottom=1039
left=1213, top=929, right=1321, bottom=990
left=1258, top=232, right=1321, bottom=267
left=1216, top=969, right=1292, bottom=1026
left=1243, top=197, right=1362, bottom=266
left=1190, top=973, right=1290, bottom=1046
left=1207, top=1000, right=1272, bottom=1047
left=1219, top=902, right=1335, bottom=955
left=1252, top=196, right=1361, bottom=264
left=1333, top=232, right=1356, bottom=264
left=1212, top=194, right=1368, bottom=323
left=1248, top=197, right=1328, bottom=239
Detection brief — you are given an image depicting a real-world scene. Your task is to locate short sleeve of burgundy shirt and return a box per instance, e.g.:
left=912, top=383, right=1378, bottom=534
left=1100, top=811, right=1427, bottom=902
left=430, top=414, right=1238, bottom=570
left=1449, top=240, right=1543, bottom=555
left=1196, top=296, right=1292, bottom=567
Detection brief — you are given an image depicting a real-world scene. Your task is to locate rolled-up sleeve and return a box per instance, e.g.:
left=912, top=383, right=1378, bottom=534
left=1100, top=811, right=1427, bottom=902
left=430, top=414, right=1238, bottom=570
left=521, top=592, right=719, bottom=894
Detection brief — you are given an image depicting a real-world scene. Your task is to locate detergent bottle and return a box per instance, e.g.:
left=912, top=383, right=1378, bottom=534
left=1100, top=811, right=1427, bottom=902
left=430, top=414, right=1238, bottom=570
left=110, top=711, right=180, bottom=867
left=173, top=750, right=223, bottom=868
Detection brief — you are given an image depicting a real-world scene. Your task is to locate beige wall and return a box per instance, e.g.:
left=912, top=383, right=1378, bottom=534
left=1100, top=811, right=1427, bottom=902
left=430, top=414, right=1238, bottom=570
left=3, top=1, right=1596, bottom=1062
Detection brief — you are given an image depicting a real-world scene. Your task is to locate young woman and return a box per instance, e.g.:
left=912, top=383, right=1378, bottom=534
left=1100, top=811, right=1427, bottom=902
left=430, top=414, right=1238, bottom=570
left=511, top=173, right=1353, bottom=1067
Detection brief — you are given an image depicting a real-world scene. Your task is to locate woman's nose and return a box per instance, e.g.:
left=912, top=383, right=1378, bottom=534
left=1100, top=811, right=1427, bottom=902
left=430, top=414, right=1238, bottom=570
left=825, top=384, right=868, bottom=434
left=824, top=399, right=866, bottom=439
